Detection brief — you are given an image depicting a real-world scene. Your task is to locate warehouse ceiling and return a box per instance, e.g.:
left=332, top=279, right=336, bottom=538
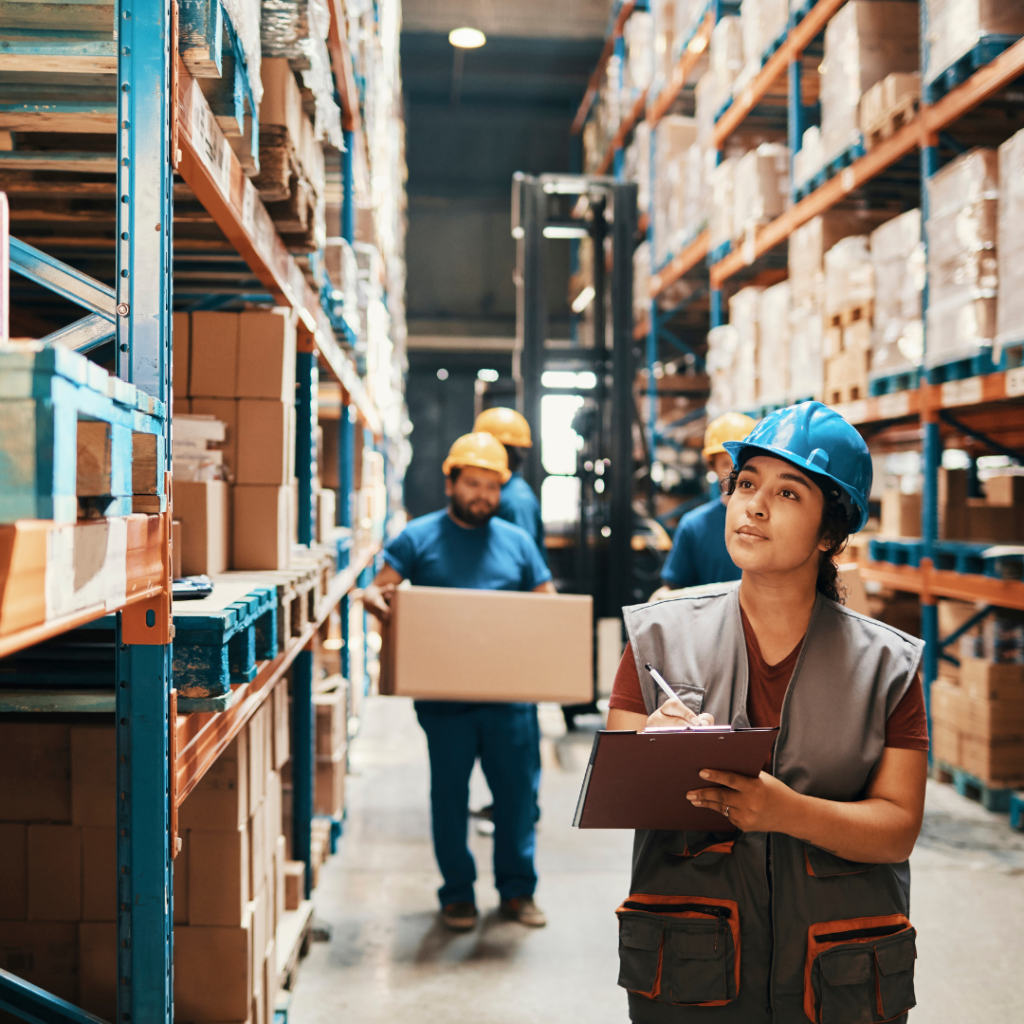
left=401, top=3, right=608, bottom=346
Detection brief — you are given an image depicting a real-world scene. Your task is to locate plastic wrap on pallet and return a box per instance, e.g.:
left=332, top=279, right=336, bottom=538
left=924, top=0, right=1024, bottom=86
left=793, top=126, right=824, bottom=190
left=695, top=70, right=717, bottom=146
left=819, top=1, right=919, bottom=164
left=823, top=235, right=874, bottom=317
left=634, top=241, right=652, bottom=322
left=653, top=0, right=676, bottom=91
left=739, top=0, right=789, bottom=81
left=708, top=16, right=744, bottom=117
left=625, top=11, right=655, bottom=93
left=706, top=324, right=741, bottom=418
left=729, top=286, right=763, bottom=410
left=789, top=303, right=824, bottom=400
left=926, top=148, right=999, bottom=366
left=734, top=143, right=789, bottom=244
left=997, top=127, right=1024, bottom=358
left=674, top=0, right=706, bottom=57
left=870, top=209, right=924, bottom=376
left=261, top=0, right=342, bottom=147
left=625, top=120, right=651, bottom=213
left=221, top=0, right=263, bottom=104
left=709, top=157, right=738, bottom=253
left=758, top=280, right=791, bottom=404
left=653, top=116, right=699, bottom=264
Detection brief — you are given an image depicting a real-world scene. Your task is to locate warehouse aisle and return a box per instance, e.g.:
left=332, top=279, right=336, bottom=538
left=291, top=697, right=1024, bottom=1024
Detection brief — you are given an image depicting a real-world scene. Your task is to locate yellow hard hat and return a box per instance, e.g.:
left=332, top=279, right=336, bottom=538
left=702, top=412, right=757, bottom=460
left=473, top=407, right=533, bottom=448
left=442, top=432, right=511, bottom=483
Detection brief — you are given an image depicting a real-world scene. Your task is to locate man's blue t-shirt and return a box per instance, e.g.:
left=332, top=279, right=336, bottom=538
left=661, top=497, right=741, bottom=589
left=384, top=509, right=552, bottom=714
left=497, top=472, right=548, bottom=566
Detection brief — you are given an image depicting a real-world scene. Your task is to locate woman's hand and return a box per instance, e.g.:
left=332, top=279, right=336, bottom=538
left=686, top=769, right=795, bottom=832
left=645, top=698, right=714, bottom=730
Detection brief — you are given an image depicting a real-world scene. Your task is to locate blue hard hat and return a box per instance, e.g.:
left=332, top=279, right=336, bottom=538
left=722, top=401, right=872, bottom=532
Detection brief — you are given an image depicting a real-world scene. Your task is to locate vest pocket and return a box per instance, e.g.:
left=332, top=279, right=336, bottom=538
left=615, top=894, right=740, bottom=1006
left=804, top=844, right=878, bottom=878
left=804, top=915, right=916, bottom=1024
left=661, top=682, right=705, bottom=716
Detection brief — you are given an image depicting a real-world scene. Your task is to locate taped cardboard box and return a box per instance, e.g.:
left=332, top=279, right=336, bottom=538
left=379, top=587, right=593, bottom=704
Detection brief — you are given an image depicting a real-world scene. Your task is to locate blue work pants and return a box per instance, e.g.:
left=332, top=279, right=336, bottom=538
left=416, top=702, right=540, bottom=908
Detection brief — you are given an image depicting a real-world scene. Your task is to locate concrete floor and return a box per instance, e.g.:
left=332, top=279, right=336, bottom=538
left=290, top=696, right=1024, bottom=1024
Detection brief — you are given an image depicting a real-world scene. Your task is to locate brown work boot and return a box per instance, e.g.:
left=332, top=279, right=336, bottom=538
left=440, top=901, right=478, bottom=932
left=499, top=896, right=547, bottom=927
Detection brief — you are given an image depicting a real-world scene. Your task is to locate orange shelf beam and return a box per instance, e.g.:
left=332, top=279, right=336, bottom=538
left=326, top=0, right=361, bottom=133
left=572, top=1, right=637, bottom=136
left=712, top=0, right=846, bottom=147
left=649, top=229, right=710, bottom=297
left=710, top=35, right=1024, bottom=286
left=174, top=544, right=379, bottom=807
left=861, top=558, right=1024, bottom=611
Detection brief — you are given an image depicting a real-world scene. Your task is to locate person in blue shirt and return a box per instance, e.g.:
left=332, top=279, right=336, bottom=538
left=362, top=432, right=554, bottom=933
left=652, top=412, right=756, bottom=598
left=473, top=406, right=547, bottom=565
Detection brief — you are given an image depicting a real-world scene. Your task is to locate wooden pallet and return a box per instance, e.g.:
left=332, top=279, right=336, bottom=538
left=865, top=94, right=921, bottom=150
left=276, top=900, right=314, bottom=994
left=826, top=302, right=874, bottom=330
left=935, top=761, right=1024, bottom=812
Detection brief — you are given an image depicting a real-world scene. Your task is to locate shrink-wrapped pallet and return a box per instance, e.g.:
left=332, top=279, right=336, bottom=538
left=707, top=325, right=742, bottom=418
left=926, top=148, right=999, bottom=367
left=625, top=120, right=652, bottom=214
left=634, top=241, right=652, bottom=321
left=793, top=126, right=824, bottom=190
left=625, top=11, right=656, bottom=93
left=695, top=70, right=717, bottom=146
left=674, top=0, right=706, bottom=55
left=819, top=2, right=919, bottom=164
left=789, top=303, right=824, bottom=400
left=997, top=128, right=1024, bottom=361
left=653, top=0, right=677, bottom=91
left=708, top=16, right=745, bottom=118
left=653, top=117, right=699, bottom=264
left=823, top=236, right=874, bottom=318
left=924, top=0, right=1024, bottom=87
left=758, top=280, right=791, bottom=404
left=733, top=143, right=789, bottom=243
left=739, top=0, right=789, bottom=78
left=729, top=286, right=763, bottom=409
left=709, top=158, right=738, bottom=253
left=870, top=210, right=924, bottom=376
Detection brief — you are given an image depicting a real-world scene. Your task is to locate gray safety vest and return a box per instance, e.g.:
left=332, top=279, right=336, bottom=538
left=618, top=582, right=924, bottom=1024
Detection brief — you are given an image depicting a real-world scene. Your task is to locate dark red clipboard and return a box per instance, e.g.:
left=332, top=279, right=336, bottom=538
left=572, top=728, right=779, bottom=831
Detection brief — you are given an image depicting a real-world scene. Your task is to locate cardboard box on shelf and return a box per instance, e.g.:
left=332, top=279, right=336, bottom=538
left=71, top=726, right=115, bottom=829
left=0, top=922, right=79, bottom=1004
left=315, top=753, right=346, bottom=818
left=189, top=312, right=239, bottom=398
left=173, top=311, right=191, bottom=400
left=237, top=309, right=296, bottom=401
left=938, top=468, right=968, bottom=540
left=960, top=658, right=1024, bottom=702
left=314, top=690, right=347, bottom=759
left=247, top=710, right=267, bottom=816
left=178, top=736, right=248, bottom=831
left=81, top=827, right=116, bottom=922
left=264, top=771, right=282, bottom=877
left=966, top=498, right=1018, bottom=541
left=78, top=921, right=116, bottom=1022
left=0, top=724, right=71, bottom=822
left=174, top=480, right=229, bottom=576
left=283, top=861, right=304, bottom=911
left=880, top=491, right=922, bottom=538
left=249, top=801, right=267, bottom=901
left=249, top=888, right=268, bottom=1006
left=0, top=824, right=27, bottom=919
left=236, top=400, right=293, bottom=486
left=189, top=825, right=250, bottom=926
left=174, top=914, right=253, bottom=1022
left=272, top=682, right=290, bottom=770
left=172, top=520, right=183, bottom=579
left=379, top=588, right=594, bottom=703
left=274, top=835, right=286, bottom=930
left=316, top=488, right=337, bottom=543
left=938, top=599, right=983, bottom=641
left=27, top=825, right=81, bottom=921
left=189, top=398, right=239, bottom=478
left=985, top=473, right=1024, bottom=507
left=263, top=937, right=278, bottom=1024
left=232, top=485, right=291, bottom=571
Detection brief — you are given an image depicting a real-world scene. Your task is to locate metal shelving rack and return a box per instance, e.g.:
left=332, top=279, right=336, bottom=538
left=571, top=0, right=1024, bottom=737
left=0, top=1, right=394, bottom=1021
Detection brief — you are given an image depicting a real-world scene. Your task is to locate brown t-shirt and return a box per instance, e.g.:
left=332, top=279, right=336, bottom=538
left=609, top=610, right=929, bottom=771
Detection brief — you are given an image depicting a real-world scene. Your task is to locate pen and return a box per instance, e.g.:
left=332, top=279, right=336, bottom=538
left=644, top=663, right=682, bottom=706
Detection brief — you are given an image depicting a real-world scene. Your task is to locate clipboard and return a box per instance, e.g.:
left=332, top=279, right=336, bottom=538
left=572, top=727, right=779, bottom=831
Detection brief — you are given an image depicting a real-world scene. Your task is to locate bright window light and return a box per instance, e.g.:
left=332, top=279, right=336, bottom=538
left=541, top=475, right=581, bottom=526
left=477, top=368, right=499, bottom=382
left=543, top=225, right=590, bottom=239
left=575, top=371, right=597, bottom=389
left=541, top=370, right=597, bottom=390
left=571, top=285, right=595, bottom=314
left=541, top=394, right=585, bottom=476
left=449, top=26, right=486, bottom=48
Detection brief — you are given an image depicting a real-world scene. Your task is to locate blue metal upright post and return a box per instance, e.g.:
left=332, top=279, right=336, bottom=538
left=115, top=1, right=174, bottom=1022
left=292, top=646, right=315, bottom=897
left=296, top=350, right=318, bottom=546
left=613, top=33, right=626, bottom=179
left=342, top=128, right=355, bottom=244
left=710, top=287, right=725, bottom=329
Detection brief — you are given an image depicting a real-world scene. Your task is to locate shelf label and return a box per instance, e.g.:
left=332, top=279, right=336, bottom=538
left=877, top=392, right=910, bottom=419
left=941, top=377, right=983, bottom=407
left=241, top=178, right=256, bottom=233
left=1006, top=367, right=1024, bottom=398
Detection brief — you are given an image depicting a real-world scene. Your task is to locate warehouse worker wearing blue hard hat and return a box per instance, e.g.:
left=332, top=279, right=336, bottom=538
left=362, top=432, right=554, bottom=933
left=607, top=401, right=929, bottom=1024
left=650, top=412, right=757, bottom=600
left=473, top=407, right=548, bottom=565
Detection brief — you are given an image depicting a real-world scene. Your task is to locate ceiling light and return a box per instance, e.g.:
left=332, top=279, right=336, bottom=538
left=477, top=368, right=499, bottom=382
left=449, top=27, right=486, bottom=48
left=543, top=225, right=590, bottom=239
left=571, top=286, right=595, bottom=314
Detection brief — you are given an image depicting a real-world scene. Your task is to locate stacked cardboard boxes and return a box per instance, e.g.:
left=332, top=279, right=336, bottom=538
left=923, top=0, right=1024, bottom=88
left=870, top=209, right=924, bottom=378
left=996, top=126, right=1024, bottom=362
left=173, top=308, right=297, bottom=571
left=314, top=680, right=348, bottom=821
left=822, top=236, right=875, bottom=403
left=939, top=469, right=1024, bottom=541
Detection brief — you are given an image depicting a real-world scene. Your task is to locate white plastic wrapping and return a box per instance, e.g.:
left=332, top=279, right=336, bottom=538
left=733, top=142, right=789, bottom=242
left=823, top=235, right=874, bottom=316
left=924, top=0, right=1024, bottom=85
left=729, top=286, right=763, bottom=409
left=926, top=148, right=999, bottom=366
left=653, top=116, right=699, bottom=264
left=758, top=280, right=791, bottom=404
left=222, top=0, right=263, bottom=104
left=793, top=126, right=823, bottom=189
left=709, top=157, right=737, bottom=252
left=870, top=209, right=924, bottom=375
left=818, top=1, right=919, bottom=163
left=997, top=127, right=1024, bottom=358
left=634, top=241, right=652, bottom=321
left=789, top=303, right=824, bottom=400
left=625, top=11, right=655, bottom=93
left=708, top=16, right=744, bottom=117
left=706, top=324, right=741, bottom=418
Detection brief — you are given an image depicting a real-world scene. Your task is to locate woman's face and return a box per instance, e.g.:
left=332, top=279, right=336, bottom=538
left=725, top=455, right=830, bottom=577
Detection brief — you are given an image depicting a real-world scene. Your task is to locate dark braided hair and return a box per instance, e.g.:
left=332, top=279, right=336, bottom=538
left=723, top=462, right=853, bottom=603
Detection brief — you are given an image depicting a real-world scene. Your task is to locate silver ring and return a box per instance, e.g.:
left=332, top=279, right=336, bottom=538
left=724, top=806, right=730, bottom=817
